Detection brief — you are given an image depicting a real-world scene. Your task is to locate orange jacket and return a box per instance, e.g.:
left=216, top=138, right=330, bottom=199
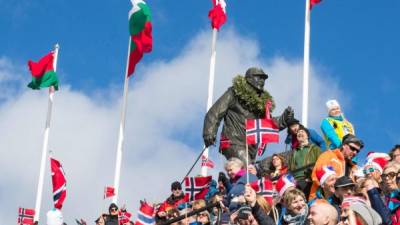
left=309, top=148, right=347, bottom=200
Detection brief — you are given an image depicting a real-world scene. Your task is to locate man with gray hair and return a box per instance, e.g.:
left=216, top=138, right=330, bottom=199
left=308, top=201, right=338, bottom=225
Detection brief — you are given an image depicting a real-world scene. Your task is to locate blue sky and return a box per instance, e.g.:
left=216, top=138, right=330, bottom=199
left=1, top=0, right=400, bottom=223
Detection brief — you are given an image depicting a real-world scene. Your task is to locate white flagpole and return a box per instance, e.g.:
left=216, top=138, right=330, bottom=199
left=201, top=28, right=218, bottom=177
left=112, top=38, right=132, bottom=204
left=302, top=0, right=311, bottom=127
left=34, top=43, right=59, bottom=222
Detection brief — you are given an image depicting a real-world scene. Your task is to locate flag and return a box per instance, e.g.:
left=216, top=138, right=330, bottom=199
left=184, top=176, right=212, bottom=201
left=119, top=210, right=132, bottom=225
left=310, top=0, right=322, bottom=9
left=104, top=186, right=116, bottom=199
left=246, top=118, right=279, bottom=155
left=51, top=157, right=67, bottom=209
left=128, top=0, right=153, bottom=76
left=201, top=155, right=214, bottom=169
left=208, top=0, right=227, bottom=30
left=135, top=201, right=155, bottom=225
left=18, top=208, right=35, bottom=225
left=249, top=177, right=274, bottom=205
left=27, top=52, right=59, bottom=90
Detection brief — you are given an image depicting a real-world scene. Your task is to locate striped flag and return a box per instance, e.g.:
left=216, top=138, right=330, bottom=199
left=134, top=201, right=155, bottom=225
left=184, top=176, right=212, bottom=201
left=201, top=155, right=215, bottom=169
left=249, top=177, right=274, bottom=205
left=50, top=157, right=67, bottom=209
left=128, top=0, right=153, bottom=76
left=18, top=208, right=35, bottom=225
left=119, top=210, right=132, bottom=225
left=27, top=51, right=59, bottom=90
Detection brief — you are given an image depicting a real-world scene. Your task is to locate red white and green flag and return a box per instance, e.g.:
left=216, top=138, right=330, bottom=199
left=128, top=0, right=153, bottom=77
left=27, top=52, right=59, bottom=90
left=310, top=0, right=322, bottom=9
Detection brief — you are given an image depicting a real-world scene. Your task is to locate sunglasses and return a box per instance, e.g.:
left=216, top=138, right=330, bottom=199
left=110, top=208, right=118, bottom=212
left=348, top=144, right=360, bottom=153
left=381, top=172, right=398, bottom=179
left=363, top=167, right=375, bottom=174
left=172, top=188, right=182, bottom=191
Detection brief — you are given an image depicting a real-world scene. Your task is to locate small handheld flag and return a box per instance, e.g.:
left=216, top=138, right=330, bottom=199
left=201, top=155, right=215, bottom=169
left=134, top=201, right=155, bottom=225
left=104, top=186, right=116, bottom=199
left=18, top=208, right=35, bottom=225
left=184, top=176, right=212, bottom=201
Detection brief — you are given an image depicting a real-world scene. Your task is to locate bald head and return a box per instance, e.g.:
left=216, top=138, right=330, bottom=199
left=308, top=202, right=338, bottom=225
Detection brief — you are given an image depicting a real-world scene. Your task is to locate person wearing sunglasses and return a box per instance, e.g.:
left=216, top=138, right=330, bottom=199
left=102, top=203, right=119, bottom=225
left=157, top=181, right=187, bottom=221
left=365, top=161, right=400, bottom=225
left=309, top=134, right=364, bottom=200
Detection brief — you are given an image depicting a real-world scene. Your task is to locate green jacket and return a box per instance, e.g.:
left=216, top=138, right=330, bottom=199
left=288, top=144, right=321, bottom=180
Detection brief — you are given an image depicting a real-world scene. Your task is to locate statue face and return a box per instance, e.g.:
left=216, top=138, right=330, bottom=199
left=246, top=74, right=266, bottom=91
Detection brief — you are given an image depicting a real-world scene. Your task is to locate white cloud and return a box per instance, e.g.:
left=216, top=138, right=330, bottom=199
left=0, top=28, right=342, bottom=224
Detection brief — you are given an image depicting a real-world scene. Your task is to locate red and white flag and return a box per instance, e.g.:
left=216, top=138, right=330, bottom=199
left=310, top=0, right=322, bottom=9
left=104, top=186, right=116, bottom=199
left=50, top=157, right=67, bottom=209
left=134, top=201, right=155, bottom=225
left=250, top=177, right=275, bottom=205
left=246, top=101, right=279, bottom=156
left=119, top=210, right=132, bottom=225
left=18, top=208, right=35, bottom=225
left=201, top=155, right=215, bottom=169
left=184, top=176, right=212, bottom=201
left=208, top=0, right=227, bottom=30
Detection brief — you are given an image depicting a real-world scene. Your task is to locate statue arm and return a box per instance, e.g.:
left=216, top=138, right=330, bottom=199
left=203, top=88, right=235, bottom=146
left=272, top=106, right=294, bottom=130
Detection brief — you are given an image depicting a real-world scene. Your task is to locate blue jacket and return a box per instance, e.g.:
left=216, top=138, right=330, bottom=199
left=285, top=128, right=327, bottom=151
left=367, top=188, right=392, bottom=225
left=225, top=170, right=258, bottom=211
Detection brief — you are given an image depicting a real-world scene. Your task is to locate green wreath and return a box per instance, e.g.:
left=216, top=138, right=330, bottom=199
left=232, top=75, right=275, bottom=117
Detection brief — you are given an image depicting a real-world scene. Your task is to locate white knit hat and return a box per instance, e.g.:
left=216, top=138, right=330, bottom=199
left=326, top=99, right=340, bottom=112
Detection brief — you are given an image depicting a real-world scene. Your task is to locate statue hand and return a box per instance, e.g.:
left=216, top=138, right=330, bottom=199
left=204, top=135, right=216, bottom=147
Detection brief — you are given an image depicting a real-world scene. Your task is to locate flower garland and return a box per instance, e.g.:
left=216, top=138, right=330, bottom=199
left=232, top=75, right=275, bottom=116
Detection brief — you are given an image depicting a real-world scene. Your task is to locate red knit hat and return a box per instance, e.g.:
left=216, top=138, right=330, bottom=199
left=315, top=166, right=336, bottom=185
left=365, top=152, right=390, bottom=173
left=275, top=174, right=296, bottom=197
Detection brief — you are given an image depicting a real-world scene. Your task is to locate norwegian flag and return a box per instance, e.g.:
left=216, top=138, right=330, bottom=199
left=201, top=155, right=215, bottom=169
left=119, top=210, right=132, bottom=225
left=50, top=157, right=67, bottom=209
left=18, top=208, right=35, bottom=225
left=246, top=101, right=279, bottom=156
left=208, top=0, right=227, bottom=30
left=104, top=186, right=115, bottom=199
left=184, top=176, right=212, bottom=201
left=134, top=201, right=155, bottom=225
left=249, top=177, right=275, bottom=205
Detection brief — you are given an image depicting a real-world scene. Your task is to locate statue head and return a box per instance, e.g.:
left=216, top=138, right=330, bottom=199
left=245, top=67, right=268, bottom=91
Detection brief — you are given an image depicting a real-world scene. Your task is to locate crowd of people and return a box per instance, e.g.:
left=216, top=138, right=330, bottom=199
left=48, top=96, right=400, bottom=225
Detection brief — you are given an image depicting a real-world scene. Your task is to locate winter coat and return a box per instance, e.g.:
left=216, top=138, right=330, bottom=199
left=285, top=129, right=327, bottom=151
left=104, top=215, right=118, bottom=225
left=225, top=169, right=258, bottom=211
left=367, top=188, right=392, bottom=225
left=320, top=115, right=354, bottom=150
left=203, top=86, right=292, bottom=163
left=309, top=148, right=356, bottom=200
left=288, top=144, right=321, bottom=181
left=158, top=193, right=187, bottom=213
left=251, top=202, right=275, bottom=225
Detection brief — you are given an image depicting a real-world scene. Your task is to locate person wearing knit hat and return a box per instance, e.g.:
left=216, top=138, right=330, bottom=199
left=346, top=202, right=382, bottom=225
left=285, top=118, right=327, bottom=151
left=321, top=99, right=355, bottom=150
left=364, top=152, right=391, bottom=183
left=275, top=174, right=296, bottom=197
left=288, top=126, right=322, bottom=199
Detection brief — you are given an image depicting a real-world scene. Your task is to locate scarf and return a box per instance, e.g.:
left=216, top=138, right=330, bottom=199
left=283, top=205, right=309, bottom=225
left=387, top=190, right=400, bottom=212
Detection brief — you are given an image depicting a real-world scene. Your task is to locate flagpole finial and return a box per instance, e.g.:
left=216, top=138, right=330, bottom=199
left=54, top=43, right=60, bottom=50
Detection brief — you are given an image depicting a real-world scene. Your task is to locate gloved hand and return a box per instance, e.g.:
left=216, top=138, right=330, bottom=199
left=204, top=135, right=216, bottom=147
left=284, top=106, right=294, bottom=119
